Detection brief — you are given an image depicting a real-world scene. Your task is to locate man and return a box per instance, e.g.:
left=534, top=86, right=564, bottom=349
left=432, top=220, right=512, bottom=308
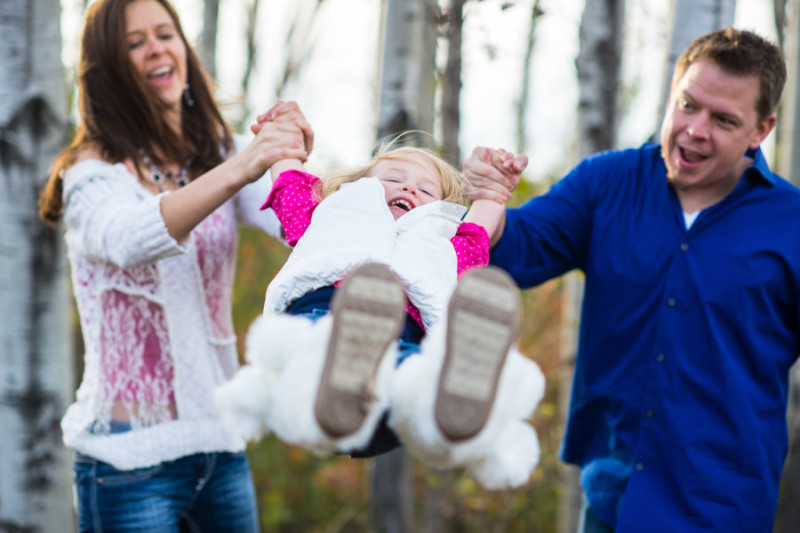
left=462, top=28, right=799, bottom=532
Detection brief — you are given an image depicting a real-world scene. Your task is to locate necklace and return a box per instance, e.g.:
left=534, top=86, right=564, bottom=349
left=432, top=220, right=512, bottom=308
left=139, top=150, right=189, bottom=192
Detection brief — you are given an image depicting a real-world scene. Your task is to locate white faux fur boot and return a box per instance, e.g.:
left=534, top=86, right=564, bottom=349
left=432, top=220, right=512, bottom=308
left=388, top=267, right=545, bottom=490
left=271, top=264, right=407, bottom=454
left=215, top=313, right=319, bottom=440
left=218, top=263, right=407, bottom=456
left=266, top=312, right=399, bottom=454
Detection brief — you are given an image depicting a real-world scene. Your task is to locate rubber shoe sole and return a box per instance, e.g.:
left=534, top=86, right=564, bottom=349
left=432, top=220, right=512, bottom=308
left=314, top=263, right=406, bottom=438
left=435, top=266, right=521, bottom=442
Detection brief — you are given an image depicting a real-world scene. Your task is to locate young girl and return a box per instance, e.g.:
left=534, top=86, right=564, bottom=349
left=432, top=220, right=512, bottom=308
left=216, top=113, right=545, bottom=490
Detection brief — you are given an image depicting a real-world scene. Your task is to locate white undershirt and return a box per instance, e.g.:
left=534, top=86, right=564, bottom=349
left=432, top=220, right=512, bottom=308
left=683, top=210, right=700, bottom=229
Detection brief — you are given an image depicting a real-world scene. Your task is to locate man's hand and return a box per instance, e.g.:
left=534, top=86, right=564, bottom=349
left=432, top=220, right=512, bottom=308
left=462, top=147, right=527, bottom=203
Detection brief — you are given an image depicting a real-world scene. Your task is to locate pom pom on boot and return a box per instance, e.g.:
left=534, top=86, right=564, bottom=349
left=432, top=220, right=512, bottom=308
left=244, top=313, right=319, bottom=371
left=214, top=364, right=276, bottom=441
left=389, top=266, right=545, bottom=489
left=215, top=313, right=319, bottom=441
left=269, top=263, right=408, bottom=455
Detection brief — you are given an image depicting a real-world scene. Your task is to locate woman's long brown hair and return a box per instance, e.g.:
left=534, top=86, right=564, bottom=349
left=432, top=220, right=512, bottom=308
left=39, top=0, right=233, bottom=225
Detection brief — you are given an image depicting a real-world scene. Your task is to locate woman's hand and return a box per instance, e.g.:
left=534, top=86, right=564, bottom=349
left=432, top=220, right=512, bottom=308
left=158, top=101, right=311, bottom=242
left=461, top=147, right=527, bottom=204
left=237, top=116, right=309, bottom=184
left=251, top=100, right=314, bottom=154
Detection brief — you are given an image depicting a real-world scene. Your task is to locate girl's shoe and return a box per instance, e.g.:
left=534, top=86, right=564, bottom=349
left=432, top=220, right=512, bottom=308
left=435, top=266, right=521, bottom=441
left=387, top=265, right=544, bottom=489
left=314, top=263, right=406, bottom=438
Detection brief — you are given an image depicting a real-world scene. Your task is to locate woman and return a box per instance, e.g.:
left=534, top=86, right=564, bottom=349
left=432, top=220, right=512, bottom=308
left=38, top=0, right=310, bottom=530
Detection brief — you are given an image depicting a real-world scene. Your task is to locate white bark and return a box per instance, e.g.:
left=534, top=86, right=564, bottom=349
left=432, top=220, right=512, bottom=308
left=441, top=0, right=464, bottom=166
left=370, top=1, right=438, bottom=531
left=776, top=0, right=800, bottom=184
left=376, top=0, right=438, bottom=142
left=200, top=0, right=220, bottom=78
left=773, top=0, right=787, bottom=48
left=0, top=0, right=73, bottom=531
left=576, top=0, right=625, bottom=158
left=276, top=0, right=323, bottom=96
left=774, top=2, right=800, bottom=531
left=560, top=2, right=625, bottom=531
left=657, top=0, right=737, bottom=123
left=516, top=1, right=544, bottom=156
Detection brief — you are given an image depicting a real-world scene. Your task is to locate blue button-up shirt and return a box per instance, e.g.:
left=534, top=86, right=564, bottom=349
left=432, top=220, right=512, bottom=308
left=492, top=143, right=800, bottom=532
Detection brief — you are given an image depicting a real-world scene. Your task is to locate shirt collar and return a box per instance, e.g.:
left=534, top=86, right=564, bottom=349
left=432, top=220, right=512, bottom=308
left=744, top=146, right=776, bottom=185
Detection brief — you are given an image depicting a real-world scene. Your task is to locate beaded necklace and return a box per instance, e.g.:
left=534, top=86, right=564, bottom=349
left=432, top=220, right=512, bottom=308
left=139, top=150, right=189, bottom=192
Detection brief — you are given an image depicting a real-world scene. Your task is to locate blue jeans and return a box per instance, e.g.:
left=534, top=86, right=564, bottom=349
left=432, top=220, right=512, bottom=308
left=73, top=451, right=259, bottom=532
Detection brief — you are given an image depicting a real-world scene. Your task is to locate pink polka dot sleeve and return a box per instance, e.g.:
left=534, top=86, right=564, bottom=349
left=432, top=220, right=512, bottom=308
left=260, top=169, right=322, bottom=246
left=452, top=222, right=490, bottom=277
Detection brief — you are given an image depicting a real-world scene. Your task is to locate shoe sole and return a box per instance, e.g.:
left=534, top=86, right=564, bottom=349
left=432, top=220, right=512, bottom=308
left=435, top=266, right=521, bottom=442
left=314, top=263, right=406, bottom=438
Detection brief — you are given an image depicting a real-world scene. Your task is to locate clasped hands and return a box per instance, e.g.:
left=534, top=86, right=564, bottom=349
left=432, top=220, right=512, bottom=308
left=250, top=100, right=529, bottom=203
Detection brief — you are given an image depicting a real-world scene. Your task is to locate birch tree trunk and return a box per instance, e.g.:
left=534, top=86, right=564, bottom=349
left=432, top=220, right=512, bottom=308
left=769, top=0, right=788, bottom=162
left=200, top=0, right=220, bottom=79
left=423, top=4, right=465, bottom=527
left=516, top=1, right=544, bottom=156
left=560, top=1, right=624, bottom=531
left=440, top=0, right=464, bottom=166
left=233, top=0, right=261, bottom=131
left=656, top=0, right=736, bottom=124
left=774, top=2, right=800, bottom=531
left=0, top=0, right=74, bottom=531
left=371, top=1, right=438, bottom=531
left=575, top=0, right=624, bottom=158
left=776, top=1, right=800, bottom=185
left=772, top=0, right=787, bottom=55
left=376, top=0, right=438, bottom=144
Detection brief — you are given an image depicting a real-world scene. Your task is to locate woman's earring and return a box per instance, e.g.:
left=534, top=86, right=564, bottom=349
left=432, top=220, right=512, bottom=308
left=183, top=83, right=195, bottom=107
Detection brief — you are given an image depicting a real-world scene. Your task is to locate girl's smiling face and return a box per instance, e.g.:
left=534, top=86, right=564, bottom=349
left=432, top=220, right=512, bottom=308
left=374, top=155, right=444, bottom=219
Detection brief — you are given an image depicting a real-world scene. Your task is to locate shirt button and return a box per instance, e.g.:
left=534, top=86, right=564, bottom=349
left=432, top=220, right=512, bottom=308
left=680, top=242, right=689, bottom=251
left=635, top=463, right=644, bottom=471
left=646, top=410, right=654, bottom=418
left=656, top=353, right=665, bottom=362
left=667, top=298, right=676, bottom=307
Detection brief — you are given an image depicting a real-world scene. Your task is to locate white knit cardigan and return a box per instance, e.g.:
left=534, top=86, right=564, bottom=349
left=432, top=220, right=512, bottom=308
left=60, top=137, right=282, bottom=470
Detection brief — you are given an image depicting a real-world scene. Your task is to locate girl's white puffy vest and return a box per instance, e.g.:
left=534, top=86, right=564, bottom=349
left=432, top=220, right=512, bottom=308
left=263, top=177, right=467, bottom=330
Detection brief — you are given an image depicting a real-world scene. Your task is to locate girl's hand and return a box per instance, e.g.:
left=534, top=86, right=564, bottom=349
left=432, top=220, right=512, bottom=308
left=251, top=100, right=314, bottom=154
left=461, top=147, right=527, bottom=203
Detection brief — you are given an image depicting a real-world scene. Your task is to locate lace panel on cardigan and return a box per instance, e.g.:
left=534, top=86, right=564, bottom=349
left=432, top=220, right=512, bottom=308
left=195, top=210, right=237, bottom=342
left=88, top=210, right=238, bottom=431
left=97, top=289, right=176, bottom=429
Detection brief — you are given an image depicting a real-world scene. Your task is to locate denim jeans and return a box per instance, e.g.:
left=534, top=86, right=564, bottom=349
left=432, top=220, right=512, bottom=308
left=73, top=451, right=259, bottom=532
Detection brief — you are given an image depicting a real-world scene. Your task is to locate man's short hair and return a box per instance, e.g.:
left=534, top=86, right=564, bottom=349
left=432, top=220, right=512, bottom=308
left=674, top=28, right=786, bottom=122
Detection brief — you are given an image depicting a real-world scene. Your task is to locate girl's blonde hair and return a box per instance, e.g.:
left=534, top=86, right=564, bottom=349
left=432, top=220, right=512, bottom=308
left=322, top=143, right=464, bottom=204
